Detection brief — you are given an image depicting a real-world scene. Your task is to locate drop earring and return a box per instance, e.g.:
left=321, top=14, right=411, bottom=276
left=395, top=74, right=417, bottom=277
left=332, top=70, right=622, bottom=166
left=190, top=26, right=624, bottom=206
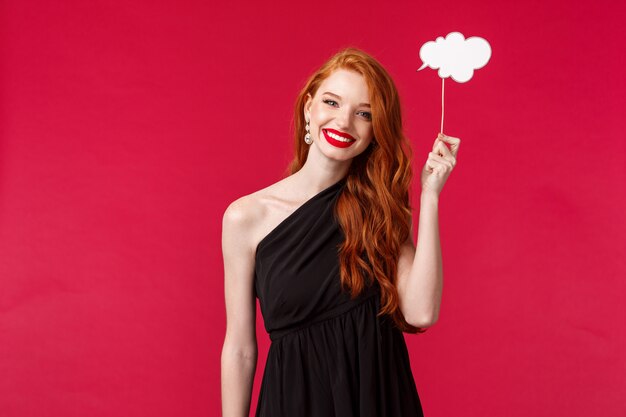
left=304, top=119, right=312, bottom=145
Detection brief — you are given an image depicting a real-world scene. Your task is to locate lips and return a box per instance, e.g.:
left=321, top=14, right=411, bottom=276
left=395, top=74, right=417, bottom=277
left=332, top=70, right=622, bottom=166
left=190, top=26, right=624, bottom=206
left=322, top=128, right=356, bottom=148
left=324, top=128, right=356, bottom=141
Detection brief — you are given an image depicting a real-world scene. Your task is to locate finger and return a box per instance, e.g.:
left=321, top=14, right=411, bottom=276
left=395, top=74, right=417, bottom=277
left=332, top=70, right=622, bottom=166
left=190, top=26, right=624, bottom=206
left=432, top=137, right=449, bottom=153
left=438, top=132, right=461, bottom=142
left=426, top=159, right=445, bottom=175
left=428, top=152, right=454, bottom=171
left=434, top=140, right=457, bottom=167
left=438, top=133, right=460, bottom=158
left=438, top=133, right=461, bottom=158
left=432, top=138, right=453, bottom=161
left=434, top=140, right=452, bottom=157
left=426, top=159, right=446, bottom=175
left=433, top=136, right=455, bottom=158
left=429, top=152, right=452, bottom=166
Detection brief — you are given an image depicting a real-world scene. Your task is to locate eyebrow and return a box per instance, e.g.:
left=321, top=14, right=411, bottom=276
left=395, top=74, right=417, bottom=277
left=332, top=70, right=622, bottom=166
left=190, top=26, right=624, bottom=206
left=322, top=92, right=370, bottom=108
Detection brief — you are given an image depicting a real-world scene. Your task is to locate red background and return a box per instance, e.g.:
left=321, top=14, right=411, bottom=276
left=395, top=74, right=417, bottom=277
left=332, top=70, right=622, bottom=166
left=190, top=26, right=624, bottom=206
left=1, top=0, right=624, bottom=416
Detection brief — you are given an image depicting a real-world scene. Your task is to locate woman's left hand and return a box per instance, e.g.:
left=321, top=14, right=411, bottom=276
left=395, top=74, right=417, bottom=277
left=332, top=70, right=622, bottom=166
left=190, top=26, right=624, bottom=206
left=420, top=132, right=460, bottom=197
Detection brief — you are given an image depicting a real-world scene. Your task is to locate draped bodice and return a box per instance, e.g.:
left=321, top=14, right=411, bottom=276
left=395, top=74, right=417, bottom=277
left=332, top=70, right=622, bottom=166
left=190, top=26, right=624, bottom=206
left=254, top=177, right=378, bottom=340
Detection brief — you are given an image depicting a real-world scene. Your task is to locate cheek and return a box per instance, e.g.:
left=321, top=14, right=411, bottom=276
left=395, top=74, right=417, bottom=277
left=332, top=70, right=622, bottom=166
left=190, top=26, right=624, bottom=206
left=360, top=125, right=374, bottom=140
left=312, top=106, right=331, bottom=123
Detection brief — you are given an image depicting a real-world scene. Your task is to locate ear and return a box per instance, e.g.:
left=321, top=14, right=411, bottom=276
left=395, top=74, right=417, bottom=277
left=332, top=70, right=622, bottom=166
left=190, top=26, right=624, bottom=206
left=304, top=93, right=313, bottom=120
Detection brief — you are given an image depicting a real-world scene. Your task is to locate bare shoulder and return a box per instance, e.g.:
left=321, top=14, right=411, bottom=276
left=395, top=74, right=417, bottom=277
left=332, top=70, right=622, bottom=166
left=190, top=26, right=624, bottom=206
left=222, top=178, right=294, bottom=254
left=222, top=193, right=259, bottom=236
left=222, top=193, right=260, bottom=256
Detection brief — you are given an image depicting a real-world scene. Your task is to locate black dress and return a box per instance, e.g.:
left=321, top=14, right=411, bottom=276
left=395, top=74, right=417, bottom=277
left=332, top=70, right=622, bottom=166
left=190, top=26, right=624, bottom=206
left=254, top=177, right=424, bottom=417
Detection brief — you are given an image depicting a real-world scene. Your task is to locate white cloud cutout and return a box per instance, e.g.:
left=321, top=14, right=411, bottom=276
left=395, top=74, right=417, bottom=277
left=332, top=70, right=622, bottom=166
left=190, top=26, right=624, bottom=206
left=417, top=31, right=491, bottom=83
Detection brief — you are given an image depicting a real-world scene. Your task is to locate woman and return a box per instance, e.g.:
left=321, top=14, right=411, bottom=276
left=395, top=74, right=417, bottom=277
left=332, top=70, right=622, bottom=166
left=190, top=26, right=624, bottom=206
left=221, top=47, right=460, bottom=417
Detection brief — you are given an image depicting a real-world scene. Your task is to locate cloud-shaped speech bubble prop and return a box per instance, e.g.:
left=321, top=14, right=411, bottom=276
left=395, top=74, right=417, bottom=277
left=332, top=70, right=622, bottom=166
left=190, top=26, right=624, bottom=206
left=416, top=31, right=492, bottom=133
left=417, top=31, right=491, bottom=83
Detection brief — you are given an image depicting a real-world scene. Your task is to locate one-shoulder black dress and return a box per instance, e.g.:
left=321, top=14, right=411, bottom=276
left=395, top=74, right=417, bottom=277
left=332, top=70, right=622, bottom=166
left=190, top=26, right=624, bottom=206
left=254, top=177, right=424, bottom=417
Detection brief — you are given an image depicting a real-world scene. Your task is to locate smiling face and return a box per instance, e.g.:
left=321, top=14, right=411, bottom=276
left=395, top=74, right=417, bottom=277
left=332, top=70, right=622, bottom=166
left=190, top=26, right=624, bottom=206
left=304, top=69, right=375, bottom=161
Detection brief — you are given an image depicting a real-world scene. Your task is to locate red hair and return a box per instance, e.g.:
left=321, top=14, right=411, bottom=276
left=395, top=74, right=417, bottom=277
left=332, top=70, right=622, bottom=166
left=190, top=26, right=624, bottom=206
left=287, top=47, right=425, bottom=334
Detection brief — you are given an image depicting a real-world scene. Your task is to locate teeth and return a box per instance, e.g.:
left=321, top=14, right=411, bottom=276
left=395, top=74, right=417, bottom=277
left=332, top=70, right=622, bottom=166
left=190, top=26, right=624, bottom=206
left=326, top=130, right=354, bottom=142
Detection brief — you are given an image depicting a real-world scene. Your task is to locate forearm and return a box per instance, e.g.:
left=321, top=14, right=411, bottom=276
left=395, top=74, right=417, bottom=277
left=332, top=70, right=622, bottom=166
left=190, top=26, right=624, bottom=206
left=221, top=346, right=258, bottom=417
left=407, top=191, right=443, bottom=326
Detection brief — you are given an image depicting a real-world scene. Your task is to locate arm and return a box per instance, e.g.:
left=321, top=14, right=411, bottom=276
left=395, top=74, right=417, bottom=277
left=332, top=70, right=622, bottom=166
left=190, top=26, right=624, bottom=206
left=221, top=198, right=258, bottom=417
left=397, top=132, right=459, bottom=328
left=397, top=192, right=442, bottom=328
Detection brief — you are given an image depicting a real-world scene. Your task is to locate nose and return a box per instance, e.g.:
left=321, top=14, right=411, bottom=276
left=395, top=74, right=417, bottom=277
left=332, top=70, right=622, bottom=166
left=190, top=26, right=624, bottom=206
left=336, top=107, right=353, bottom=129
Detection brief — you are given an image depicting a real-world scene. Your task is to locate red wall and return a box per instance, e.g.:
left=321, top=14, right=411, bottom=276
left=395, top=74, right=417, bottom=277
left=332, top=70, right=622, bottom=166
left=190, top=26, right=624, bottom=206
left=1, top=0, right=624, bottom=416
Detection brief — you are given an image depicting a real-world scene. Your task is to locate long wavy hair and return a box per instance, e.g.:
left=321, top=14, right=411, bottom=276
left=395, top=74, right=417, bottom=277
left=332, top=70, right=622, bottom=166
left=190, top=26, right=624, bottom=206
left=286, top=47, right=425, bottom=334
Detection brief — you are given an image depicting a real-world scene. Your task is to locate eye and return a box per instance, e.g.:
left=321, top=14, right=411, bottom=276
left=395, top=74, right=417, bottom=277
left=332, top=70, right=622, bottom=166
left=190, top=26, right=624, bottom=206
left=323, top=99, right=372, bottom=121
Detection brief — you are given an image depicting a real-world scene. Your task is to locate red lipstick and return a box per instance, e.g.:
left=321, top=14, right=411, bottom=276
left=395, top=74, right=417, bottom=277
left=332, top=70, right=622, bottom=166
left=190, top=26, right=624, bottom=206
left=322, top=128, right=356, bottom=148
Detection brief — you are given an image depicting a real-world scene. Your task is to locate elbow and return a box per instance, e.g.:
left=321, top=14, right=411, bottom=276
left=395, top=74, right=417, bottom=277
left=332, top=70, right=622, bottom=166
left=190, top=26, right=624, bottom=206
left=408, top=313, right=438, bottom=329
left=400, top=301, right=440, bottom=329
left=222, top=340, right=258, bottom=363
